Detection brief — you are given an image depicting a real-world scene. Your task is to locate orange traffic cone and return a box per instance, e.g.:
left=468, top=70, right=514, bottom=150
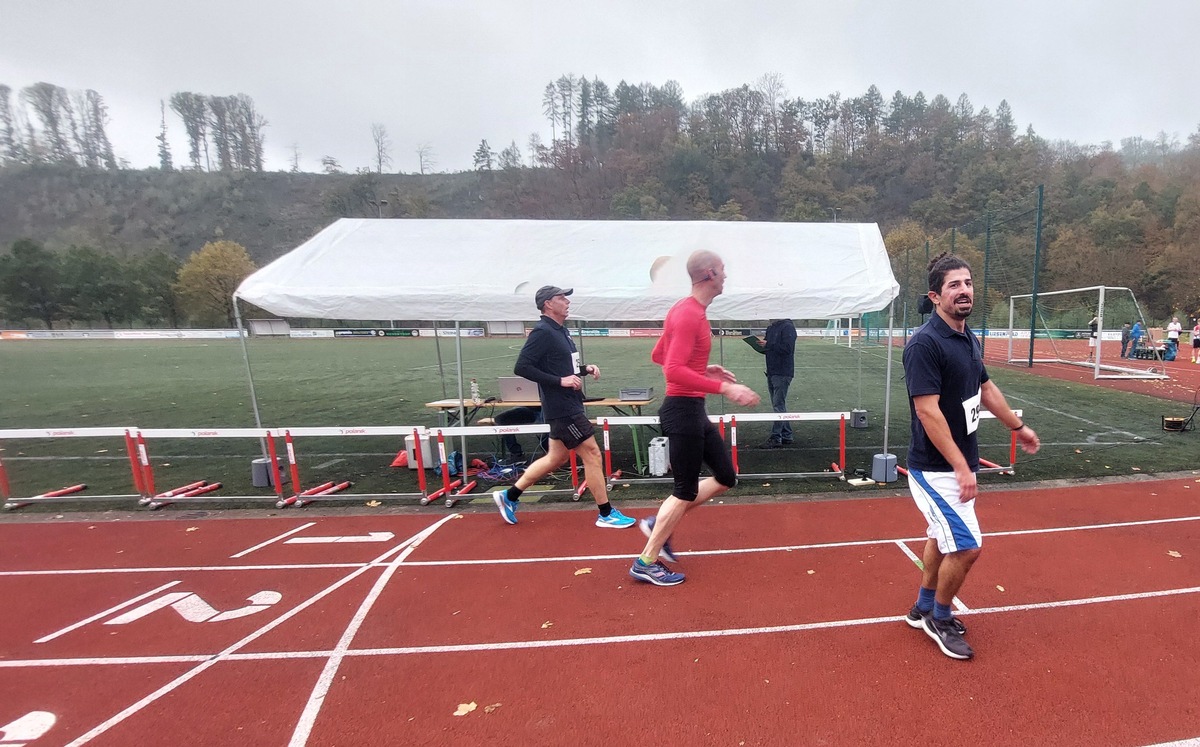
left=390, top=450, right=409, bottom=468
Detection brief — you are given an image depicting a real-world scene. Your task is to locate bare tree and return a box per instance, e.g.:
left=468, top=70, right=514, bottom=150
left=84, top=90, right=116, bottom=169
left=22, top=82, right=73, bottom=164
left=755, top=72, right=788, bottom=151
left=0, top=85, right=21, bottom=163
left=498, top=140, right=522, bottom=170
left=208, top=95, right=234, bottom=171
left=526, top=132, right=545, bottom=167
left=236, top=94, right=267, bottom=171
left=542, top=82, right=559, bottom=142
left=371, top=123, right=392, bottom=174
left=290, top=143, right=301, bottom=173
left=156, top=100, right=173, bottom=171
left=321, top=155, right=342, bottom=174
left=169, top=92, right=209, bottom=170
left=416, top=143, right=436, bottom=174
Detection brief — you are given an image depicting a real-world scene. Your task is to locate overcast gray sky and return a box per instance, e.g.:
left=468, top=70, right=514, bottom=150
left=1, top=0, right=1196, bottom=174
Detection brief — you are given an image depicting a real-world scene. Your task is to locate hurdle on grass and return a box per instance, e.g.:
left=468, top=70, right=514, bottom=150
left=895, top=410, right=1023, bottom=478
left=0, top=426, right=141, bottom=508
left=134, top=426, right=413, bottom=505
left=425, top=422, right=620, bottom=506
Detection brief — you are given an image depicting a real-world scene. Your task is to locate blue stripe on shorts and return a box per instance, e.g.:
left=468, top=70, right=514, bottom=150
left=912, top=469, right=979, bottom=551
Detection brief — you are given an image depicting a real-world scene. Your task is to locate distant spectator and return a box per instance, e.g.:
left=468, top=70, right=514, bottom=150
left=1120, top=322, right=1131, bottom=358
left=1129, top=321, right=1143, bottom=358
left=746, top=318, right=797, bottom=447
left=1086, top=316, right=1098, bottom=362
left=1192, top=319, right=1200, bottom=364
left=1167, top=316, right=1182, bottom=349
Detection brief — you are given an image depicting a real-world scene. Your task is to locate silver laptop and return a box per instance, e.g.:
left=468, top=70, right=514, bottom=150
left=498, top=376, right=539, bottom=402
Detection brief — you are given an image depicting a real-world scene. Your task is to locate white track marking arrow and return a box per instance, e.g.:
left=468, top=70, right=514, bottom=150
left=0, top=711, right=56, bottom=745
left=284, top=531, right=395, bottom=545
left=105, top=591, right=283, bottom=625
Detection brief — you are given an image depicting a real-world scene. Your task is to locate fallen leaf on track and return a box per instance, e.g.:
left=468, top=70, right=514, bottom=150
left=996, top=585, right=1005, bottom=592
left=1167, top=550, right=1182, bottom=558
left=574, top=567, right=592, bottom=576
left=365, top=500, right=381, bottom=507
left=186, top=527, right=198, bottom=532
left=484, top=703, right=502, bottom=714
left=541, top=621, right=553, bottom=629
left=453, top=702, right=477, bottom=717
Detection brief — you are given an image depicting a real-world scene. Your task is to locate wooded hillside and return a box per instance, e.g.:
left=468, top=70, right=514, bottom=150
left=2, top=76, right=1199, bottom=324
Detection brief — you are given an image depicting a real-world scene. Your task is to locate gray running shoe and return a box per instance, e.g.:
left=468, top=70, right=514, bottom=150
left=923, top=614, right=974, bottom=660
left=905, top=604, right=966, bottom=635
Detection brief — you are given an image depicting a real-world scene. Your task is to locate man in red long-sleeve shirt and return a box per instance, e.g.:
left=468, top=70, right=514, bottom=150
left=630, top=250, right=761, bottom=586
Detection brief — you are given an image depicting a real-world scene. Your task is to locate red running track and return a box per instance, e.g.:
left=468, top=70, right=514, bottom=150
left=0, top=479, right=1198, bottom=746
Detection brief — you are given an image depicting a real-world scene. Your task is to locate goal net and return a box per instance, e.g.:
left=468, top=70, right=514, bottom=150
left=1006, top=285, right=1168, bottom=380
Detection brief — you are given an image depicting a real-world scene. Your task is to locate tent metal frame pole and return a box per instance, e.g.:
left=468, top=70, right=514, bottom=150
left=233, top=299, right=269, bottom=460
left=454, top=321, right=467, bottom=466
left=881, top=300, right=896, bottom=458
left=434, top=321, right=448, bottom=399
left=576, top=320, right=587, bottom=397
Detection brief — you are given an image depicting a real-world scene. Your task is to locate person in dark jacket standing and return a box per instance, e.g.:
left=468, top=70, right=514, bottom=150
left=491, top=285, right=635, bottom=529
left=748, top=318, right=797, bottom=446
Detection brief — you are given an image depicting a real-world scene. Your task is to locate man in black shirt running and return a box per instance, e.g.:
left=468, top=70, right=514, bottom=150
left=492, top=285, right=635, bottom=529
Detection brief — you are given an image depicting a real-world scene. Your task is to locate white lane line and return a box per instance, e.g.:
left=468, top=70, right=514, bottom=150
left=1142, top=739, right=1200, bottom=746
left=0, top=564, right=362, bottom=576
left=403, top=513, right=1200, bottom=567
left=8, top=583, right=1198, bottom=669
left=1, top=513, right=1196, bottom=577
left=230, top=523, right=317, bottom=558
left=345, top=584, right=1200, bottom=656
left=287, top=516, right=456, bottom=747
left=62, top=517, right=455, bottom=747
left=34, top=582, right=182, bottom=644
left=0, top=655, right=209, bottom=667
left=891, top=540, right=969, bottom=612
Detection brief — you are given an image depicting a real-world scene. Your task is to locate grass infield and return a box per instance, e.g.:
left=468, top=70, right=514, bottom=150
left=1, top=336, right=1193, bottom=508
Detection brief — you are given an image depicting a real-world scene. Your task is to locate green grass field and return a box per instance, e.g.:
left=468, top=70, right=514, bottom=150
left=1, top=336, right=1189, bottom=507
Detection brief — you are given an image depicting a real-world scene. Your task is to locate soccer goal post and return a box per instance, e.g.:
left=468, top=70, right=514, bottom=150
left=1006, top=285, right=1168, bottom=380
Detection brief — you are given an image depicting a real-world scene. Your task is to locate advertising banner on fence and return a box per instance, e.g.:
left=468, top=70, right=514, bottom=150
left=1, top=329, right=242, bottom=340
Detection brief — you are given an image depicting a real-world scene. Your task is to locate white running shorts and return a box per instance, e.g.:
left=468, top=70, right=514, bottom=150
left=907, top=469, right=982, bottom=553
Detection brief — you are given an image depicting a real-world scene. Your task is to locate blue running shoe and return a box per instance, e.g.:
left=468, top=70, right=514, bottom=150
left=596, top=508, right=636, bottom=528
left=492, top=488, right=517, bottom=525
left=638, top=516, right=678, bottom=563
left=629, top=558, right=685, bottom=586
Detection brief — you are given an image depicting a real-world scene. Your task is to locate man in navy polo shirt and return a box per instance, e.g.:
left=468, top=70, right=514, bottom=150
left=902, top=253, right=1040, bottom=660
left=491, top=285, right=635, bottom=529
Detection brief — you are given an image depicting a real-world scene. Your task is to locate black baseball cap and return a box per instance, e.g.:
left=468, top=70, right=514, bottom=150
left=535, top=285, right=573, bottom=310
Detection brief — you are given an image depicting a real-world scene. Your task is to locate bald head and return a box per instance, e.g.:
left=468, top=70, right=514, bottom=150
left=687, top=250, right=723, bottom=284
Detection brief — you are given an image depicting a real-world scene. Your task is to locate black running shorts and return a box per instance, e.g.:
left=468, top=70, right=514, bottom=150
left=547, top=411, right=595, bottom=450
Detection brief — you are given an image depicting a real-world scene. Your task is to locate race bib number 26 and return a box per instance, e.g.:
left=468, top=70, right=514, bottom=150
left=962, top=390, right=981, bottom=434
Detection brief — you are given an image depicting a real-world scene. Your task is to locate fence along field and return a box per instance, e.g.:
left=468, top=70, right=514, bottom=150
left=0, top=334, right=1190, bottom=507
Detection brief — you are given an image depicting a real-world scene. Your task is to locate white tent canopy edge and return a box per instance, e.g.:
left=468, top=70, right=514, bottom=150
left=234, top=219, right=899, bottom=321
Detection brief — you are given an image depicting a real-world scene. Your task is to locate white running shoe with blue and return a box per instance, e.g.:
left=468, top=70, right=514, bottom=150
left=595, top=507, right=636, bottom=528
left=492, top=488, right=518, bottom=525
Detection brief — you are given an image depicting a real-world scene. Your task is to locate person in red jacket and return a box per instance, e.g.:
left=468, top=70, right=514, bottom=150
left=630, top=250, right=761, bottom=586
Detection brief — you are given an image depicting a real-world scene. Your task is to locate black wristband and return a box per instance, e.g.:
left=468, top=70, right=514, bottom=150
left=1011, top=422, right=1025, bottom=432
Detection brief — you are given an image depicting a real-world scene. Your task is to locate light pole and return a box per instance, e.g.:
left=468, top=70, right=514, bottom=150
left=368, top=199, right=388, bottom=218
left=829, top=207, right=841, bottom=222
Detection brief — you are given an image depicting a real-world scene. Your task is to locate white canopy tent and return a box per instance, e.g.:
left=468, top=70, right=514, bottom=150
left=234, top=219, right=898, bottom=322
left=232, top=219, right=903, bottom=475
